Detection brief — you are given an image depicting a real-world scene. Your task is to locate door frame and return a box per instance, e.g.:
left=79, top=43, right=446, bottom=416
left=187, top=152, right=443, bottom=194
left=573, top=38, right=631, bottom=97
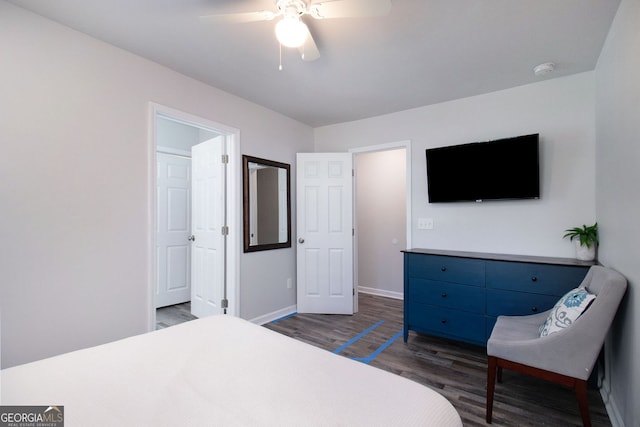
left=349, top=140, right=412, bottom=311
left=147, top=102, right=241, bottom=330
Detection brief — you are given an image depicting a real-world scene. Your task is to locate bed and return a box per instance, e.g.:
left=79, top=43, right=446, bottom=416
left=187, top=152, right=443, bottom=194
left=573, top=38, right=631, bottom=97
left=1, top=315, right=462, bottom=426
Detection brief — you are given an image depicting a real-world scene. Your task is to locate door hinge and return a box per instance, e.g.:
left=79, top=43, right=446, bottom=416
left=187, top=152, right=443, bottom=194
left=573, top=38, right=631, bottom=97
left=221, top=154, right=229, bottom=164
left=352, top=228, right=355, bottom=236
left=221, top=298, right=229, bottom=309
left=353, top=288, right=355, bottom=296
left=221, top=225, right=229, bottom=235
left=352, top=169, right=354, bottom=177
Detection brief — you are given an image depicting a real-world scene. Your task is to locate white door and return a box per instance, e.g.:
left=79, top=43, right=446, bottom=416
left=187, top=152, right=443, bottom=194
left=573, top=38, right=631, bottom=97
left=296, top=153, right=354, bottom=314
left=156, top=153, right=191, bottom=308
left=191, top=136, right=226, bottom=318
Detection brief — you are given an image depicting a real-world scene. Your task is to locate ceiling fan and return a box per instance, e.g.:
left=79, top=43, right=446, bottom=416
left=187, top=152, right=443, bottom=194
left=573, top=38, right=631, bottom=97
left=200, top=0, right=392, bottom=62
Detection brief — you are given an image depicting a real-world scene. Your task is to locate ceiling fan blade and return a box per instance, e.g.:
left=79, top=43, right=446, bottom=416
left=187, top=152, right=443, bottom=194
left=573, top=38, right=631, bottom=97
left=298, top=27, right=320, bottom=61
left=199, top=10, right=276, bottom=24
left=310, top=0, right=391, bottom=19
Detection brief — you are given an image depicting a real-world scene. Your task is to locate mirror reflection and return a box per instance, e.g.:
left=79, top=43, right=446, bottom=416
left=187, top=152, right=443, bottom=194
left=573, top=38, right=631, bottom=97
left=242, top=155, right=291, bottom=252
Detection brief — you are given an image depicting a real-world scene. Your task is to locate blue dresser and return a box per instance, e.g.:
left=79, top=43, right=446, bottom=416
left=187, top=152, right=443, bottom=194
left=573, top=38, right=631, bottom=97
left=403, top=249, right=595, bottom=346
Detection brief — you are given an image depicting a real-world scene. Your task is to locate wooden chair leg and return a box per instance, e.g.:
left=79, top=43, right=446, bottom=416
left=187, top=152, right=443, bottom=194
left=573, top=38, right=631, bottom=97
left=575, top=379, right=591, bottom=427
left=486, top=356, right=497, bottom=423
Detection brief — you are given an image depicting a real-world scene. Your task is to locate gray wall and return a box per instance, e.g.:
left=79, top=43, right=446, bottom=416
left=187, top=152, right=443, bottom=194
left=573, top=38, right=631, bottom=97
left=595, top=0, right=640, bottom=425
left=356, top=149, right=406, bottom=297
left=315, top=73, right=596, bottom=259
left=0, top=2, right=312, bottom=368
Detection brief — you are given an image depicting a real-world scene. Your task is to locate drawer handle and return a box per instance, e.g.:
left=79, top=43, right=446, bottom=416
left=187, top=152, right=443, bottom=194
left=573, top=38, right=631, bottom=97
left=531, top=307, right=538, bottom=313
left=531, top=276, right=538, bottom=282
left=441, top=319, right=447, bottom=324
left=441, top=293, right=447, bottom=298
left=441, top=266, right=447, bottom=272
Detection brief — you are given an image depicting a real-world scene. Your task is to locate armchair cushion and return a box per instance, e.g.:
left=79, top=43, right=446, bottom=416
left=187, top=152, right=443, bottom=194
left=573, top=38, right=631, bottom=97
left=539, top=287, right=596, bottom=337
left=487, top=265, right=627, bottom=380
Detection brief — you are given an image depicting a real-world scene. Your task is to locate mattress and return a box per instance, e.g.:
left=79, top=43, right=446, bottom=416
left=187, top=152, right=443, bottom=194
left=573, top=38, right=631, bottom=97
left=1, top=315, right=462, bottom=426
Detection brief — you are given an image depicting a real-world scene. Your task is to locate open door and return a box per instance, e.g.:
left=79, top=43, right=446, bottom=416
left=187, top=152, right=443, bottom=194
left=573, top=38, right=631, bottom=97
left=296, top=153, right=353, bottom=314
left=190, top=136, right=226, bottom=318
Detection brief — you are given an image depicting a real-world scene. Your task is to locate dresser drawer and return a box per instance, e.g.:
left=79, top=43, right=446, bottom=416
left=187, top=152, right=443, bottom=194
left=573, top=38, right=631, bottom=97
left=408, top=303, right=486, bottom=344
left=485, top=260, right=588, bottom=296
left=486, top=289, right=559, bottom=316
left=409, top=279, right=485, bottom=313
left=407, top=254, right=484, bottom=286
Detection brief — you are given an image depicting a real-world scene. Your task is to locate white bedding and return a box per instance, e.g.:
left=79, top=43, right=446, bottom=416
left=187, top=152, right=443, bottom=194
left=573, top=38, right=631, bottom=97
left=1, top=315, right=462, bottom=426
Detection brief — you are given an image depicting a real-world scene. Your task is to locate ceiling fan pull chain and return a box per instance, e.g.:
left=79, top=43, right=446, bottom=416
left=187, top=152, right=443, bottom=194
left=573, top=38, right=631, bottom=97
left=279, top=42, right=283, bottom=71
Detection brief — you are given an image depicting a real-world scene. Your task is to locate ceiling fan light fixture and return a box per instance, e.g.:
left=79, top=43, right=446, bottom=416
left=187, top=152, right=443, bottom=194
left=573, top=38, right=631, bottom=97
left=275, top=16, right=308, bottom=48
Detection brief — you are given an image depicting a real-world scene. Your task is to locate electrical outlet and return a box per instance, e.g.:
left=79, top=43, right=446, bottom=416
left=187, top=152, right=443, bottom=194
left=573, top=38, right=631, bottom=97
left=418, top=218, right=434, bottom=230
left=287, top=278, right=292, bottom=289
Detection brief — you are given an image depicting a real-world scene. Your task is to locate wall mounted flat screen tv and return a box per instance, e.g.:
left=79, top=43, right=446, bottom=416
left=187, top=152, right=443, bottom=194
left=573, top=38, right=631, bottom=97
left=426, top=134, right=540, bottom=203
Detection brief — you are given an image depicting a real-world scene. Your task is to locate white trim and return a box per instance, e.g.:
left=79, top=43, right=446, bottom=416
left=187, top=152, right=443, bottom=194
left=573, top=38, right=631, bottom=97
left=157, top=146, right=192, bottom=157
left=147, top=107, right=158, bottom=331
left=155, top=107, right=239, bottom=135
left=599, top=353, right=623, bottom=427
left=249, top=305, right=297, bottom=326
left=148, top=102, right=241, bottom=331
left=358, top=286, right=404, bottom=301
left=600, top=387, right=623, bottom=427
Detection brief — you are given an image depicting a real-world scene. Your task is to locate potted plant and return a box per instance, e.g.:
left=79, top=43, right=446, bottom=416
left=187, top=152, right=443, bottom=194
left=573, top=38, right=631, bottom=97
left=563, top=222, right=598, bottom=261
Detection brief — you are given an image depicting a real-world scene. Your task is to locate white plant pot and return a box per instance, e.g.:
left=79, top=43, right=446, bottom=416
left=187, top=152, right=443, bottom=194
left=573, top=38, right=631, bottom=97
left=575, top=240, right=596, bottom=261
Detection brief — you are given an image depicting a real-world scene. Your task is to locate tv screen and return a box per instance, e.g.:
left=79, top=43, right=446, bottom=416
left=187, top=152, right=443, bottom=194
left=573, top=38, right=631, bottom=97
left=426, top=134, right=540, bottom=203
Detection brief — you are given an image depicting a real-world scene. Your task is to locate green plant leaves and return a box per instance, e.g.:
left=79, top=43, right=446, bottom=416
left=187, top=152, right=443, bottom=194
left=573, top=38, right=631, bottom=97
left=563, top=222, right=599, bottom=248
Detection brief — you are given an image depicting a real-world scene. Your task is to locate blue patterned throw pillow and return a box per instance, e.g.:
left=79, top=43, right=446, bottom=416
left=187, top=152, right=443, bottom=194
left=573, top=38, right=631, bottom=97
left=539, top=287, right=596, bottom=337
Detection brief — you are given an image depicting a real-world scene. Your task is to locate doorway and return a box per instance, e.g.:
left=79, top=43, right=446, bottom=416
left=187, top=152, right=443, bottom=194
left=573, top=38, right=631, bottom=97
left=156, top=117, right=220, bottom=309
left=148, top=103, right=240, bottom=331
left=295, top=142, right=411, bottom=315
left=352, top=141, right=411, bottom=311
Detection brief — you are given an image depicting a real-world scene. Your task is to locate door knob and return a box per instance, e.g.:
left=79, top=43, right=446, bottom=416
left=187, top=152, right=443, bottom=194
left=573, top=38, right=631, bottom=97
left=188, top=235, right=196, bottom=242
left=298, top=238, right=305, bottom=244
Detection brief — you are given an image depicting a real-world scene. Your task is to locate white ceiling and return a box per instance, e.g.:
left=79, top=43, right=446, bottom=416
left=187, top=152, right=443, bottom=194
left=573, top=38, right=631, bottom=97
left=8, top=0, right=620, bottom=127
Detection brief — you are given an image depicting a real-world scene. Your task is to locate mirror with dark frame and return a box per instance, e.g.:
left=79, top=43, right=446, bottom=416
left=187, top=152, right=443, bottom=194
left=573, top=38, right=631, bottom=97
left=242, top=155, right=291, bottom=252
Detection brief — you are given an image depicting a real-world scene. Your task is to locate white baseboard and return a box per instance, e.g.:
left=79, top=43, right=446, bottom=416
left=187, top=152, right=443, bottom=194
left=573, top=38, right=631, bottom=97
left=249, top=305, right=297, bottom=326
left=358, top=286, right=404, bottom=300
left=600, top=383, right=624, bottom=427
left=249, top=289, right=402, bottom=325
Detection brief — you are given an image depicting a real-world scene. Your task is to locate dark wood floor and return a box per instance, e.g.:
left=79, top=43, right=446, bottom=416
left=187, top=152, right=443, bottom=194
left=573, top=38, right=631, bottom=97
left=265, top=293, right=611, bottom=427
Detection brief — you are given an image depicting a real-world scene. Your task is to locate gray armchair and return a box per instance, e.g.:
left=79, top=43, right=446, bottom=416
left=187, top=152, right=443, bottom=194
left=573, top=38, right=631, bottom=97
left=486, top=265, right=627, bottom=427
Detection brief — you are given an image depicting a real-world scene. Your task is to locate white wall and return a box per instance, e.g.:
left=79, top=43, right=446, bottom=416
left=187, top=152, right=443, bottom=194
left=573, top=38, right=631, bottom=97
left=315, top=73, right=596, bottom=258
left=356, top=149, right=406, bottom=297
left=0, top=2, right=312, bottom=368
left=594, top=0, right=640, bottom=425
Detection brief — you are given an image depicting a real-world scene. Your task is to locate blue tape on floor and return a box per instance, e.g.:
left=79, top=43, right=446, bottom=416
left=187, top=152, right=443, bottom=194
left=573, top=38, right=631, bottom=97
left=352, top=330, right=403, bottom=364
left=271, top=312, right=297, bottom=323
left=333, top=320, right=384, bottom=354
